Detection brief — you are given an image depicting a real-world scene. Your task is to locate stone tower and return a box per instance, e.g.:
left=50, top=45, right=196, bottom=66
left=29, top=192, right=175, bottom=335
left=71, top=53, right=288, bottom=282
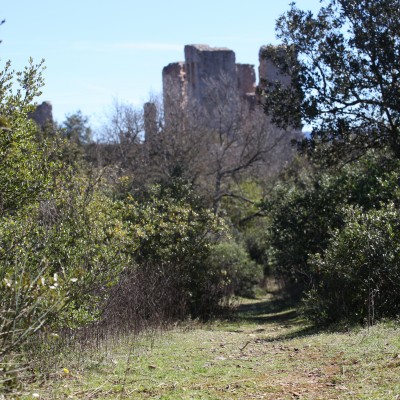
left=162, top=44, right=258, bottom=128
left=162, top=44, right=297, bottom=131
left=162, top=62, right=187, bottom=128
left=29, top=101, right=54, bottom=130
left=143, top=101, right=158, bottom=142
left=183, top=45, right=236, bottom=105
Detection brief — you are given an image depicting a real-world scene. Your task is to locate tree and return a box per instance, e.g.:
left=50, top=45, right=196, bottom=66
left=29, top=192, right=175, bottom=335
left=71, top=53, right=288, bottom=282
left=305, top=203, right=400, bottom=324
left=260, top=0, right=400, bottom=162
left=110, top=178, right=226, bottom=321
left=93, top=99, right=144, bottom=172
left=147, top=74, right=298, bottom=215
left=0, top=56, right=61, bottom=367
left=100, top=99, right=144, bottom=146
left=263, top=149, right=400, bottom=298
left=61, top=110, right=92, bottom=145
left=200, top=73, right=292, bottom=215
left=0, top=58, right=48, bottom=215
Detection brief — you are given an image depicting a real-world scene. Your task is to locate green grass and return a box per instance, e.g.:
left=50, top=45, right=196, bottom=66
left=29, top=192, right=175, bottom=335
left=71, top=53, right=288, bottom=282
left=8, top=296, right=400, bottom=399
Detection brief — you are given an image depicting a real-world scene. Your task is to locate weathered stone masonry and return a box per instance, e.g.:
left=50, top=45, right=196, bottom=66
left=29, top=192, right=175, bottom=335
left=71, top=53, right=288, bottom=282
left=159, top=44, right=290, bottom=134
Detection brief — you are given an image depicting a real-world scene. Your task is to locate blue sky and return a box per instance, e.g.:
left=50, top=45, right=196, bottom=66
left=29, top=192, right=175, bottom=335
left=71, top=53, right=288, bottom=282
left=1, top=0, right=321, bottom=128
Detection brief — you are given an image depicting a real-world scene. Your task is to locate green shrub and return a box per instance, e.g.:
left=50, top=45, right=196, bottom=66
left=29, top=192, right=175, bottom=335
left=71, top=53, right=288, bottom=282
left=111, top=178, right=227, bottom=321
left=304, top=203, right=400, bottom=324
left=0, top=173, right=128, bottom=353
left=207, top=242, right=263, bottom=298
left=265, top=152, right=400, bottom=290
left=0, top=58, right=50, bottom=216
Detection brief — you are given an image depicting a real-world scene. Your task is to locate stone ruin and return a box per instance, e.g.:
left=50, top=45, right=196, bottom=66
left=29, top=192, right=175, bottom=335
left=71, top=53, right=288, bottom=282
left=29, top=101, right=54, bottom=130
left=161, top=44, right=254, bottom=131
left=30, top=45, right=293, bottom=142
left=149, top=44, right=291, bottom=139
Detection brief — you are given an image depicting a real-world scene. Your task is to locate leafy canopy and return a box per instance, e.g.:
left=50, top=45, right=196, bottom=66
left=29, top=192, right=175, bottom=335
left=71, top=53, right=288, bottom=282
left=261, top=0, right=400, bottom=162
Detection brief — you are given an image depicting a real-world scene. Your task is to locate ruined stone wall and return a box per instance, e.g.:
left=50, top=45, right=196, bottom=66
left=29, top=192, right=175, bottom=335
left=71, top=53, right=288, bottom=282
left=29, top=101, right=54, bottom=130
left=162, top=44, right=259, bottom=129
left=161, top=44, right=294, bottom=130
left=236, top=63, right=256, bottom=96
left=143, top=101, right=158, bottom=142
left=162, top=62, right=187, bottom=126
left=183, top=45, right=237, bottom=106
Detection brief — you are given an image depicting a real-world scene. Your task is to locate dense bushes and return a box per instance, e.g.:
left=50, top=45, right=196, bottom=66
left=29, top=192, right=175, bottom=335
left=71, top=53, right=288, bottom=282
left=1, top=145, right=236, bottom=362
left=104, top=178, right=227, bottom=323
left=1, top=60, right=249, bottom=382
left=265, top=152, right=400, bottom=323
left=0, top=170, right=128, bottom=353
left=305, top=203, right=400, bottom=324
left=207, top=242, right=263, bottom=299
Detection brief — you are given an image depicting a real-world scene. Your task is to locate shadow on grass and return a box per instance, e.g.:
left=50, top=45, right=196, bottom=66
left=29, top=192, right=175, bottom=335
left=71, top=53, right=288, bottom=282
left=231, top=295, right=324, bottom=341
left=234, top=297, right=299, bottom=324
left=262, top=324, right=321, bottom=342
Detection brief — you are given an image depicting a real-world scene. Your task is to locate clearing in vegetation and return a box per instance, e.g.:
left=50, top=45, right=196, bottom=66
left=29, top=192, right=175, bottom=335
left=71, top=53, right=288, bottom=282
left=14, top=295, right=400, bottom=399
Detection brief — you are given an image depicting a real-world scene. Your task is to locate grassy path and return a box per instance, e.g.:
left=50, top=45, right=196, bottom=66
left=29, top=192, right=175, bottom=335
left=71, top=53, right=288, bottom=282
left=22, top=297, right=400, bottom=399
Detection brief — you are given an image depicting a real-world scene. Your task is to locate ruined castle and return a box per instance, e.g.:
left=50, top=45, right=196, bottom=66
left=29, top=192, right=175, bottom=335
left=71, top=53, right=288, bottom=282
left=158, top=44, right=289, bottom=134
left=32, top=44, right=292, bottom=140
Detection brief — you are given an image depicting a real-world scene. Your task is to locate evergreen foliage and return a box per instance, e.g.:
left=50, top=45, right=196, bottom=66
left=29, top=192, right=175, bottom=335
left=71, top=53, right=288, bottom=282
left=261, top=0, right=400, bottom=163
left=305, top=203, right=400, bottom=324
